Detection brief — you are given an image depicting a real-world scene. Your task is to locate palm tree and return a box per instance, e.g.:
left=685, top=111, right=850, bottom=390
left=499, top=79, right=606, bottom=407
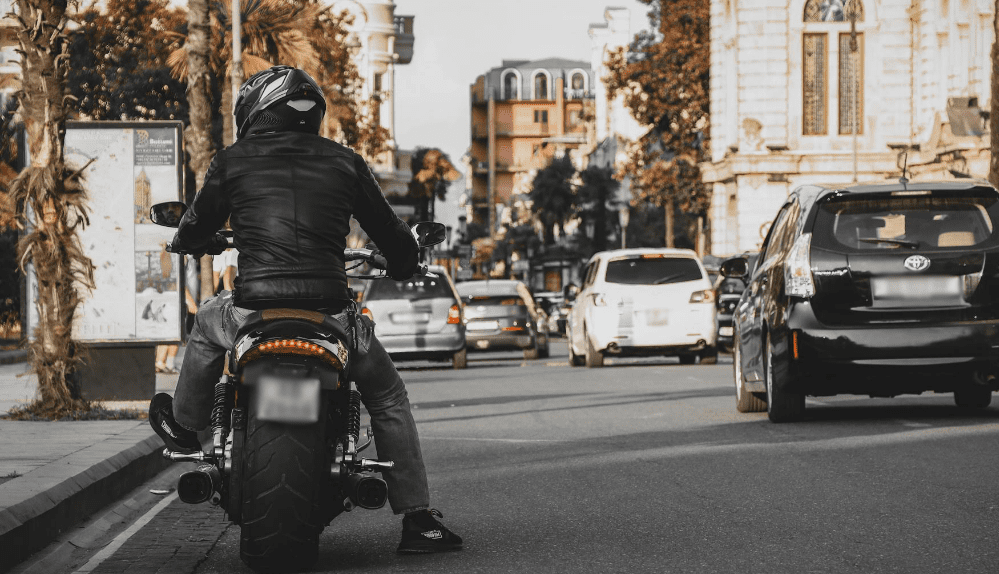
left=185, top=0, right=217, bottom=302
left=8, top=0, right=96, bottom=417
left=408, top=148, right=461, bottom=221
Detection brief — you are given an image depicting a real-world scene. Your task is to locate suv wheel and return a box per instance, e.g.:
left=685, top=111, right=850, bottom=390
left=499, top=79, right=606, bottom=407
left=734, top=334, right=766, bottom=413
left=678, top=354, right=696, bottom=365
left=765, top=330, right=805, bottom=423
left=584, top=329, right=604, bottom=368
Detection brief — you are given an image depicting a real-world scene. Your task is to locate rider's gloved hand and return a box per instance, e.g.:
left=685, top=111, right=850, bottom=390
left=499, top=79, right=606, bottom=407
left=206, top=233, right=229, bottom=256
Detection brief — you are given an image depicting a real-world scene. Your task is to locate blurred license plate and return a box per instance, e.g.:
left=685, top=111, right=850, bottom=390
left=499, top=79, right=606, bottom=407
left=391, top=312, right=431, bottom=323
left=645, top=309, right=669, bottom=326
left=256, top=376, right=321, bottom=423
left=467, top=320, right=499, bottom=331
left=871, top=276, right=962, bottom=306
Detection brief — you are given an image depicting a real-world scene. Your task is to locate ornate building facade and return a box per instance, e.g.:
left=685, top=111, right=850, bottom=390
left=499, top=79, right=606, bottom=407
left=703, top=0, right=994, bottom=255
left=468, top=59, right=595, bottom=229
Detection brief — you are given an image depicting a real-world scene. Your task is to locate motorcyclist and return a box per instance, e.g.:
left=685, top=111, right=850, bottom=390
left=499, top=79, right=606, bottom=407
left=148, top=65, right=462, bottom=554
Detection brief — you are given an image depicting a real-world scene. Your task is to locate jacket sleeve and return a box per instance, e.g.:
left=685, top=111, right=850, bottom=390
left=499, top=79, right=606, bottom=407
left=350, top=152, right=419, bottom=280
left=172, top=150, right=231, bottom=255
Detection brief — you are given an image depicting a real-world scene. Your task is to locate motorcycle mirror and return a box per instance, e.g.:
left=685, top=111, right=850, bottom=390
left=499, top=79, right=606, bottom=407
left=410, top=221, right=447, bottom=248
left=149, top=201, right=187, bottom=228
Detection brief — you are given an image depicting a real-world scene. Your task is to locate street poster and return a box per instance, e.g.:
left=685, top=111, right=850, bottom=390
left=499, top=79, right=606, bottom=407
left=26, top=121, right=185, bottom=344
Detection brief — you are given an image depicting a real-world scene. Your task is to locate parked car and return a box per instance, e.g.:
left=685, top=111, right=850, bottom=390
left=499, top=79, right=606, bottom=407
left=360, top=265, right=467, bottom=369
left=566, top=248, right=717, bottom=367
left=456, top=279, right=550, bottom=359
left=534, top=291, right=567, bottom=336
left=714, top=252, right=759, bottom=352
left=724, top=180, right=999, bottom=423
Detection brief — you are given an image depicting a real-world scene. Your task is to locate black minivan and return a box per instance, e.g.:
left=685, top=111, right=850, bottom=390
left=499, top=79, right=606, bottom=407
left=722, top=180, right=999, bottom=422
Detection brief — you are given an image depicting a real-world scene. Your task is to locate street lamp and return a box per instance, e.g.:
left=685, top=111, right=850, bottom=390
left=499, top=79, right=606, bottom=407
left=847, top=3, right=859, bottom=183
left=619, top=206, right=630, bottom=249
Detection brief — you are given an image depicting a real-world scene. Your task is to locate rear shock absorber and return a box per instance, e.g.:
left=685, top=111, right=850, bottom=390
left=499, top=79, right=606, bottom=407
left=346, top=381, right=362, bottom=453
left=210, top=376, right=234, bottom=461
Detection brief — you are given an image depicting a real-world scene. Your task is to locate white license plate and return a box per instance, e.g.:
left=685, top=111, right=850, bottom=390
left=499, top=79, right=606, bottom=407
left=467, top=320, right=499, bottom=331
left=871, top=276, right=963, bottom=306
left=255, top=376, right=321, bottom=423
left=719, top=326, right=734, bottom=337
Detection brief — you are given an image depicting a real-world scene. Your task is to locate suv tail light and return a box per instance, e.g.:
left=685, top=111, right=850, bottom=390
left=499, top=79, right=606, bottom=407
left=785, top=233, right=815, bottom=298
left=689, top=289, right=715, bottom=304
left=447, top=304, right=461, bottom=324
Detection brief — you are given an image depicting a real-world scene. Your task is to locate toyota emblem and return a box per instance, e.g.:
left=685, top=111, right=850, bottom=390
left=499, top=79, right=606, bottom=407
left=903, top=255, right=930, bottom=272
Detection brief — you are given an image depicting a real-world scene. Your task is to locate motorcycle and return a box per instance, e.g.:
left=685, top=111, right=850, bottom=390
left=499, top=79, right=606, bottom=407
left=149, top=201, right=446, bottom=572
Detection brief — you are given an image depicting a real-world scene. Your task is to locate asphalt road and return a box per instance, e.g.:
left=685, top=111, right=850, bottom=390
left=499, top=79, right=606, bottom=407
left=23, top=340, right=999, bottom=574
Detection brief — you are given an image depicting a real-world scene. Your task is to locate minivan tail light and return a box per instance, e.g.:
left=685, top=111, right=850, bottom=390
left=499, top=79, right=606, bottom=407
left=447, top=304, right=461, bottom=324
left=785, top=233, right=815, bottom=298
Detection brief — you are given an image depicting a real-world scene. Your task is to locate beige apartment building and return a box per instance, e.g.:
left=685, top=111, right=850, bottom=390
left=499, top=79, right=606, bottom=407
left=703, top=0, right=995, bottom=256
left=468, top=59, right=595, bottom=229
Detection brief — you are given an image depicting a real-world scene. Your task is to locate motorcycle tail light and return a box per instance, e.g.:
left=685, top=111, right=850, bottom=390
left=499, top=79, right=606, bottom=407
left=689, top=290, right=715, bottom=304
left=785, top=233, right=815, bottom=298
left=447, top=304, right=461, bottom=324
left=239, top=338, right=343, bottom=370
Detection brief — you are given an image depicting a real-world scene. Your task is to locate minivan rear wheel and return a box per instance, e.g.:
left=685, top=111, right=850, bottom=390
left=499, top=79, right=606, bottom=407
left=452, top=348, right=467, bottom=370
left=568, top=328, right=584, bottom=367
left=765, top=330, right=805, bottom=423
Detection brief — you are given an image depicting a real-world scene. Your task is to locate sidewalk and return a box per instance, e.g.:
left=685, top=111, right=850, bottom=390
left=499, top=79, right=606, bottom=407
left=0, top=358, right=182, bottom=573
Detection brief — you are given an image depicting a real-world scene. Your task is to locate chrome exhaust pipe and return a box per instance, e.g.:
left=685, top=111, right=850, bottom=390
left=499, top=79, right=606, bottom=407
left=344, top=473, right=388, bottom=509
left=178, top=464, right=222, bottom=504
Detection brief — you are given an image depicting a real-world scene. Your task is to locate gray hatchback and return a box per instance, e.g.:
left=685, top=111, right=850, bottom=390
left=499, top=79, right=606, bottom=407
left=457, top=279, right=550, bottom=360
left=360, top=265, right=467, bottom=369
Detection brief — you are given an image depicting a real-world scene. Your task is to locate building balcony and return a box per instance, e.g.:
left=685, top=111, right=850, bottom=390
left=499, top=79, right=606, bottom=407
left=393, top=15, right=414, bottom=65
left=564, top=88, right=594, bottom=100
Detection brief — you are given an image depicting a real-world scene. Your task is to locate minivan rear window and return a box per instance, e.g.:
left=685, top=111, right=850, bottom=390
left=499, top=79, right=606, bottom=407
left=814, top=194, right=998, bottom=251
left=604, top=257, right=703, bottom=285
left=365, top=276, right=454, bottom=301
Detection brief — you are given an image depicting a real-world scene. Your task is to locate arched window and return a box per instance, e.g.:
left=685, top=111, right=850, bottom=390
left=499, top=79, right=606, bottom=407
left=571, top=73, right=584, bottom=90
left=533, top=72, right=549, bottom=100
left=802, top=0, right=864, bottom=136
left=502, top=71, right=519, bottom=100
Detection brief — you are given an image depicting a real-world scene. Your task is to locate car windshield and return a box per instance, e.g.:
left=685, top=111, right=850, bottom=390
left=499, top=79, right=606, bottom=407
left=815, top=194, right=998, bottom=251
left=365, top=276, right=454, bottom=301
left=604, top=256, right=703, bottom=285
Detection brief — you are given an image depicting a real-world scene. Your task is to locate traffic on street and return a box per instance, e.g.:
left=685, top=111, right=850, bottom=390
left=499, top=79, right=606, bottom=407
left=18, top=341, right=999, bottom=574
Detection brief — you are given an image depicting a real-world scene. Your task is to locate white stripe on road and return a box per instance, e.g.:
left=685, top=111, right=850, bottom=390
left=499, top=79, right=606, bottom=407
left=420, top=435, right=567, bottom=443
left=72, top=491, right=179, bottom=573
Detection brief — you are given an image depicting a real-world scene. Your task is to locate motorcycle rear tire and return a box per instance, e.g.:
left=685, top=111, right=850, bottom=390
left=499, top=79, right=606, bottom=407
left=239, top=407, right=330, bottom=573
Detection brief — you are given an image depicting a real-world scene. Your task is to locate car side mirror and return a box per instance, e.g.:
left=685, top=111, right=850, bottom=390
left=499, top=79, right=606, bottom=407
left=411, top=221, right=447, bottom=248
left=719, top=258, right=749, bottom=279
left=563, top=283, right=579, bottom=302
left=149, top=201, right=187, bottom=228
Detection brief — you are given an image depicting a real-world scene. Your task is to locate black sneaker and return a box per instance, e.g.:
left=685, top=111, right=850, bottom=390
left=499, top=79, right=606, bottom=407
left=397, top=509, right=463, bottom=554
left=148, top=393, right=201, bottom=453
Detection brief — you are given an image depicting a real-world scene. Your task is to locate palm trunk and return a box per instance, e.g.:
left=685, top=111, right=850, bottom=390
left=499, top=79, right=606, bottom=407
left=11, top=0, right=96, bottom=416
left=990, top=1, right=999, bottom=187
left=185, top=0, right=217, bottom=302
left=664, top=198, right=675, bottom=248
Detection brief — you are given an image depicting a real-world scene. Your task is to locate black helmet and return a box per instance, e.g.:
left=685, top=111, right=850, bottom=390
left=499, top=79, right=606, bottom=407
left=233, top=65, right=327, bottom=139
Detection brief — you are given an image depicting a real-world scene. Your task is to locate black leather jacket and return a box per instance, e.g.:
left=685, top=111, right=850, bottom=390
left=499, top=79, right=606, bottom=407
left=172, top=131, right=419, bottom=308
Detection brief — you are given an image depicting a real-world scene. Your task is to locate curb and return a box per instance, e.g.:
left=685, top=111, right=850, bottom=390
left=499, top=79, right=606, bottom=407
left=0, top=430, right=173, bottom=574
left=0, top=350, right=26, bottom=365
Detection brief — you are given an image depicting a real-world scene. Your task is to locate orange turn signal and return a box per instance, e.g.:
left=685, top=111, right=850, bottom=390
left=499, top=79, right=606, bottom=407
left=360, top=307, right=374, bottom=321
left=447, top=304, right=461, bottom=324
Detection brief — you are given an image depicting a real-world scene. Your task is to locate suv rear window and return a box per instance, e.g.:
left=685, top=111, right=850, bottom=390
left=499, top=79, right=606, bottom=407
left=462, top=295, right=524, bottom=307
left=365, top=276, right=454, bottom=301
left=814, top=194, right=998, bottom=251
left=604, top=256, right=703, bottom=285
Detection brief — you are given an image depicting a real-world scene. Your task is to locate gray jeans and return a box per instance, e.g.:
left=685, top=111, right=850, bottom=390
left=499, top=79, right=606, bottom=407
left=173, top=291, right=431, bottom=514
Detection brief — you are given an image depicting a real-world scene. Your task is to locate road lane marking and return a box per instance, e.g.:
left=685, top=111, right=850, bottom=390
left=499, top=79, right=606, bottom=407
left=420, top=435, right=567, bottom=443
left=73, top=491, right=179, bottom=573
